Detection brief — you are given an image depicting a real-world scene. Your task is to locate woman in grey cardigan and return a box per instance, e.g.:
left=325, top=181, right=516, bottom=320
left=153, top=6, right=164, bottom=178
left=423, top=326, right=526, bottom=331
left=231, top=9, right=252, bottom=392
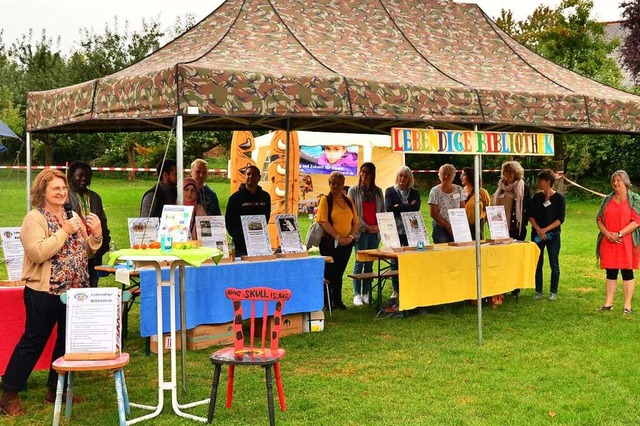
left=347, top=162, right=385, bottom=306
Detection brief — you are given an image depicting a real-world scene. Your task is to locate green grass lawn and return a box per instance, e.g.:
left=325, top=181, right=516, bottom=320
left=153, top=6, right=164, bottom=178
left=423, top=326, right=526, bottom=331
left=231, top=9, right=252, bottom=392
left=1, top=171, right=639, bottom=425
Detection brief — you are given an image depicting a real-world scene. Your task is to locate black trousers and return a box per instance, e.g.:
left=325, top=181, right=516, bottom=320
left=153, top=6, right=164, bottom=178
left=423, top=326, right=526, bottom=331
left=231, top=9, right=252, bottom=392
left=319, top=238, right=354, bottom=307
left=1, top=286, right=66, bottom=392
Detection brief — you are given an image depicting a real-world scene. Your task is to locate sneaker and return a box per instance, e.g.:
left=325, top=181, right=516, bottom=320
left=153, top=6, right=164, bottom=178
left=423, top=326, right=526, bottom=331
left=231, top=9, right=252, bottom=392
left=361, top=293, right=369, bottom=305
left=534, top=292, right=543, bottom=300
left=390, top=291, right=399, bottom=300
left=548, top=293, right=557, bottom=301
left=353, top=295, right=363, bottom=306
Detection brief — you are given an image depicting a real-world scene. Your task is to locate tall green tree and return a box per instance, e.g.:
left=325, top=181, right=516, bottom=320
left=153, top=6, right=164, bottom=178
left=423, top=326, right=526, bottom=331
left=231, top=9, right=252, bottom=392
left=621, top=0, right=640, bottom=85
left=496, top=0, right=627, bottom=179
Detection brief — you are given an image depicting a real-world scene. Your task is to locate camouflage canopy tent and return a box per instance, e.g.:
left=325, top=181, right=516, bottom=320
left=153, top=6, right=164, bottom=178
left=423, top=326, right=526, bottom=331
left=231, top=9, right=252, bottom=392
left=25, top=0, right=640, bottom=135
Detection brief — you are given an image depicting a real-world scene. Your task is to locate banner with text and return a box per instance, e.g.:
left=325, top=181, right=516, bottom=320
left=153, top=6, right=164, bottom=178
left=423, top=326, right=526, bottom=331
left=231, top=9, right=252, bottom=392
left=391, top=128, right=554, bottom=156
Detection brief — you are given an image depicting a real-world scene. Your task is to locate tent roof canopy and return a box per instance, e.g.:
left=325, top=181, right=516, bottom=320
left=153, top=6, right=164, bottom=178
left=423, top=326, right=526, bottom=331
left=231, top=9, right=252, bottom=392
left=26, top=0, right=640, bottom=135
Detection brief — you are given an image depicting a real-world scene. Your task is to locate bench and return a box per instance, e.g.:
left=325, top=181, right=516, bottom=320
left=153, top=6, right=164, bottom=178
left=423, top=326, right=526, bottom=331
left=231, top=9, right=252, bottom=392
left=347, top=270, right=399, bottom=310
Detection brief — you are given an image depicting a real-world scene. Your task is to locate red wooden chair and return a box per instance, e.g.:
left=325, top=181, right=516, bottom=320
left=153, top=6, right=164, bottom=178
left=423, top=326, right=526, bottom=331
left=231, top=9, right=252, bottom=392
left=207, top=287, right=292, bottom=425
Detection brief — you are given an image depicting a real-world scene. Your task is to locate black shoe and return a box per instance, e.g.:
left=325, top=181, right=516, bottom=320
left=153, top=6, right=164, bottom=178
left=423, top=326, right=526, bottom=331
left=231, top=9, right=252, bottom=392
left=333, top=302, right=347, bottom=310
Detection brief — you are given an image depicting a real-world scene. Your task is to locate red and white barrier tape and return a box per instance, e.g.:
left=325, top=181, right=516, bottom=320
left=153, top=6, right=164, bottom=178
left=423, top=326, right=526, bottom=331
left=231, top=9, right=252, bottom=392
left=0, top=165, right=227, bottom=173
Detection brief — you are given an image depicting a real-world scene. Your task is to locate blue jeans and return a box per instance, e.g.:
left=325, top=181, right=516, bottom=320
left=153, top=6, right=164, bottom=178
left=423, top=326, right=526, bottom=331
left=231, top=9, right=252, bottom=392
left=534, top=232, right=561, bottom=294
left=352, top=232, right=380, bottom=296
left=432, top=222, right=453, bottom=244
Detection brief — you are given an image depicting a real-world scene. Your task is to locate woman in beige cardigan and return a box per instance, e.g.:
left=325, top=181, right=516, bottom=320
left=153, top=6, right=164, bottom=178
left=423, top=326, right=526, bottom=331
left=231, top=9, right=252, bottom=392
left=0, top=169, right=102, bottom=416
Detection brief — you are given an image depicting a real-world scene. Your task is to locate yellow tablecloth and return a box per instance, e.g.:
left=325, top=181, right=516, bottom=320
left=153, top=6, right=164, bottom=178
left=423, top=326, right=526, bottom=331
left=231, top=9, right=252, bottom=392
left=398, top=242, right=540, bottom=311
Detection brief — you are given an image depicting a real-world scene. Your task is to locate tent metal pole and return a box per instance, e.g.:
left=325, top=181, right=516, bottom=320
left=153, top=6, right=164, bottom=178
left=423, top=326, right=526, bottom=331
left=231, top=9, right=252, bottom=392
left=26, top=132, right=31, bottom=212
left=284, top=119, right=291, bottom=214
left=175, top=115, right=188, bottom=392
left=474, top=127, right=483, bottom=346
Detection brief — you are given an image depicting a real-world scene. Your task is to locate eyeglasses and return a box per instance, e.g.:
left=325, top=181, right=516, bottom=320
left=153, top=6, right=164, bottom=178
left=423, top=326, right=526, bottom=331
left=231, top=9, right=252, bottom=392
left=49, top=186, right=68, bottom=194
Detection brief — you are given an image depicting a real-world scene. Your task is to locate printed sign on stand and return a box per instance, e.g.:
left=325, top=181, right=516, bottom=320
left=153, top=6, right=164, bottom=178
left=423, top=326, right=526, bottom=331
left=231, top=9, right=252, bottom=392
left=401, top=212, right=429, bottom=247
left=1, top=227, right=23, bottom=281
left=241, top=215, right=272, bottom=257
left=275, top=214, right=304, bottom=253
left=196, top=216, right=229, bottom=258
left=448, top=208, right=473, bottom=243
left=376, top=212, right=401, bottom=249
left=65, top=288, right=122, bottom=360
left=128, top=218, right=159, bottom=247
left=485, top=205, right=510, bottom=240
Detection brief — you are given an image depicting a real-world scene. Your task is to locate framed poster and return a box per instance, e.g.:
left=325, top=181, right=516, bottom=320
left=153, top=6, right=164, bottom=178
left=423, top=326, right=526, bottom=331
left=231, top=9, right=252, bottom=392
left=159, top=205, right=194, bottom=243
left=485, top=205, right=510, bottom=240
left=241, top=215, right=272, bottom=256
left=275, top=214, right=304, bottom=253
left=128, top=218, right=159, bottom=247
left=195, top=216, right=229, bottom=258
left=401, top=212, right=429, bottom=247
left=376, top=212, right=401, bottom=249
left=448, top=208, right=472, bottom=243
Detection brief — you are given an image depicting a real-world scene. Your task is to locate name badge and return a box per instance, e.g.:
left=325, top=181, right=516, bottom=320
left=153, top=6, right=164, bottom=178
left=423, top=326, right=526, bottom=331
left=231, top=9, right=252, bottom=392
left=453, top=193, right=460, bottom=200
left=543, top=200, right=551, bottom=207
left=499, top=194, right=505, bottom=199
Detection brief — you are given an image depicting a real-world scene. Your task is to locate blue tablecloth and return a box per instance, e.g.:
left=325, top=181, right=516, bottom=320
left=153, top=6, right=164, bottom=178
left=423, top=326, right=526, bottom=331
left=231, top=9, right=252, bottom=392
left=139, top=257, right=325, bottom=337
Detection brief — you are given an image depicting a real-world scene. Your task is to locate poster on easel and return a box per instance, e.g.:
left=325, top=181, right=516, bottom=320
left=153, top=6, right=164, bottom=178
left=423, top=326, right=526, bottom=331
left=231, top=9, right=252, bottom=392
left=1, top=227, right=23, bottom=281
left=65, top=287, right=121, bottom=360
left=401, top=212, right=429, bottom=247
left=160, top=205, right=194, bottom=243
left=196, top=216, right=229, bottom=257
left=485, top=205, right=510, bottom=240
left=241, top=215, right=272, bottom=256
left=275, top=214, right=304, bottom=253
left=376, top=212, right=401, bottom=249
left=127, top=218, right=159, bottom=247
left=448, top=208, right=473, bottom=243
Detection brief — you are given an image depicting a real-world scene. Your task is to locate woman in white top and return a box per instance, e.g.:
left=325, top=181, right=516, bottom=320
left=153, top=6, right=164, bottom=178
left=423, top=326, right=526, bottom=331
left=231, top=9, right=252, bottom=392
left=428, top=164, right=465, bottom=243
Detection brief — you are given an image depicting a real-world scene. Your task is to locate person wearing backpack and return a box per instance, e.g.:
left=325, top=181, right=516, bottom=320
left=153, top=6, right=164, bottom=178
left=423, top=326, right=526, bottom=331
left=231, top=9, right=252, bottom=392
left=316, top=172, right=358, bottom=310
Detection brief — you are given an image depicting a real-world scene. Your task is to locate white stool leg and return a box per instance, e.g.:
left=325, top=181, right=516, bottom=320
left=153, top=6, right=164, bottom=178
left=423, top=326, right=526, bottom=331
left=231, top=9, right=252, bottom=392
left=114, top=369, right=127, bottom=426
left=65, top=371, right=75, bottom=417
left=120, top=368, right=131, bottom=415
left=52, top=373, right=65, bottom=426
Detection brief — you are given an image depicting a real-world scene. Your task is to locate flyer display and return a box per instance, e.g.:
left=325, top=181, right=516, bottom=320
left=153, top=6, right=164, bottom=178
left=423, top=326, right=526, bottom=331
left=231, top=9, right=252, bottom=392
left=401, top=212, right=429, bottom=247
left=448, top=208, right=473, bottom=243
left=195, top=216, right=229, bottom=257
left=241, top=215, right=272, bottom=257
left=1, top=227, right=23, bottom=281
left=160, top=205, right=194, bottom=243
left=485, top=205, right=510, bottom=240
left=128, top=218, right=159, bottom=247
left=65, top=288, right=122, bottom=360
left=376, top=212, right=401, bottom=249
left=275, top=214, right=304, bottom=253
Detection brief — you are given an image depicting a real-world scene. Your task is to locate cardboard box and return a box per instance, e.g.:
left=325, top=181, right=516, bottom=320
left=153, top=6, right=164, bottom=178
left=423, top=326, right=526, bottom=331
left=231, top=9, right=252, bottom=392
left=303, top=310, right=325, bottom=333
left=257, top=313, right=304, bottom=338
left=150, top=333, right=182, bottom=354
left=186, top=323, right=235, bottom=350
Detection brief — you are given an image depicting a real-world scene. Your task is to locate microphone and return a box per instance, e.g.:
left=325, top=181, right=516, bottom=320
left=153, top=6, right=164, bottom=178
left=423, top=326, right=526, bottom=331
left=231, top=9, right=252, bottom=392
left=63, top=202, right=77, bottom=239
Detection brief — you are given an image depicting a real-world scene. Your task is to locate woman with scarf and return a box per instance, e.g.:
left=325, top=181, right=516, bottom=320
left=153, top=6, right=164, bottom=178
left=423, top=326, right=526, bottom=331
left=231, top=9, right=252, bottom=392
left=492, top=161, right=530, bottom=241
left=348, top=162, right=385, bottom=306
left=0, top=170, right=102, bottom=416
left=183, top=177, right=207, bottom=240
left=595, top=170, right=640, bottom=314
left=492, top=161, right=530, bottom=297
left=385, top=166, right=421, bottom=303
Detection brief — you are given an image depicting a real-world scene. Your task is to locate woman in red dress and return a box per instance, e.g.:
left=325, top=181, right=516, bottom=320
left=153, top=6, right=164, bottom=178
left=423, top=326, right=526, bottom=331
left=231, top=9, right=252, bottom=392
left=596, top=170, right=640, bottom=314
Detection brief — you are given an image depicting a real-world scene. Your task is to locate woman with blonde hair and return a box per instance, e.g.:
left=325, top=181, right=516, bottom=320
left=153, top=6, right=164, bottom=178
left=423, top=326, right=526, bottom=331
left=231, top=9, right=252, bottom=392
left=190, top=158, right=221, bottom=216
left=596, top=170, right=640, bottom=314
left=0, top=170, right=103, bottom=415
left=429, top=163, right=465, bottom=243
left=492, top=161, right=530, bottom=241
left=317, top=172, right=358, bottom=310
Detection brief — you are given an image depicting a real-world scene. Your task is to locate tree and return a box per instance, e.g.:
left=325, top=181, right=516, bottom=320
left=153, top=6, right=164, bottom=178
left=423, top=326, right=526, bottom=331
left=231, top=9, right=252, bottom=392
left=621, top=0, right=640, bottom=85
left=495, top=0, right=628, bottom=179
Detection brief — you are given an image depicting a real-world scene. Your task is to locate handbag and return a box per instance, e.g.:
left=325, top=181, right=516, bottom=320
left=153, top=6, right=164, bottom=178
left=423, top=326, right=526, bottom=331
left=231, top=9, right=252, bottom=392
left=305, top=221, right=326, bottom=249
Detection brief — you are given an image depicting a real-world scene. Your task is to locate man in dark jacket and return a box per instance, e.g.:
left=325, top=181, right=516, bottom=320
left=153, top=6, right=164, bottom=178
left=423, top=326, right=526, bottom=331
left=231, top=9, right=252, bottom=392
left=140, top=159, right=177, bottom=218
left=225, top=165, right=271, bottom=256
left=67, top=161, right=111, bottom=288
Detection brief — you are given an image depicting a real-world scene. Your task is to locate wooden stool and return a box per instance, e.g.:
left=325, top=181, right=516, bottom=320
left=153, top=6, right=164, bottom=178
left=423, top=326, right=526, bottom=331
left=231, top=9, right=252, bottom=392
left=51, top=353, right=131, bottom=426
